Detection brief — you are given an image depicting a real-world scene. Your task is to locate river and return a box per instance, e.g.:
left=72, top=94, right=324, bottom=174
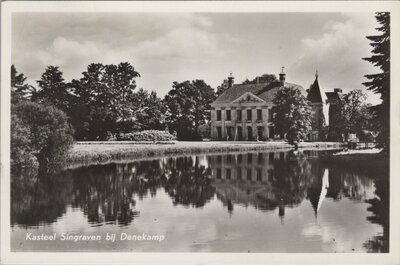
left=11, top=149, right=389, bottom=252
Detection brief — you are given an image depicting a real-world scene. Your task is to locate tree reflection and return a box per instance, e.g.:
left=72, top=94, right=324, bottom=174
left=363, top=159, right=389, bottom=253
left=163, top=156, right=215, bottom=208
left=11, top=168, right=73, bottom=227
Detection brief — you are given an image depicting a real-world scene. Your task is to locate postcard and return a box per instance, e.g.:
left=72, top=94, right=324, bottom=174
left=1, top=1, right=399, bottom=264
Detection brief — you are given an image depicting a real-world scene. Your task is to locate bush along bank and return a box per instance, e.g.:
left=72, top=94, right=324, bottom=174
left=116, top=130, right=177, bottom=142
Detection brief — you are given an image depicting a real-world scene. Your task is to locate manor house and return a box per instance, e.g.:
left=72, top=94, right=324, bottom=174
left=210, top=69, right=325, bottom=141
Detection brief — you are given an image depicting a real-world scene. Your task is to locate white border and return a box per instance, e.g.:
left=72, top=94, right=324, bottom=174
left=1, top=1, right=400, bottom=264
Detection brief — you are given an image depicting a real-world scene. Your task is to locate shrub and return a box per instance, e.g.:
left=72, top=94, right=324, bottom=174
left=117, top=130, right=177, bottom=142
left=11, top=101, right=74, bottom=170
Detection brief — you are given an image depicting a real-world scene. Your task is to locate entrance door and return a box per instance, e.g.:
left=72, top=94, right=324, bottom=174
left=226, top=127, right=233, bottom=141
left=257, top=126, right=264, bottom=141
left=237, top=127, right=243, bottom=141
left=217, top=127, right=222, bottom=139
left=247, top=126, right=253, bottom=141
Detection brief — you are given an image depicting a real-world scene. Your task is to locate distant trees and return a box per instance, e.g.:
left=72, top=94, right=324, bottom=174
left=242, top=73, right=277, bottom=85
left=363, top=12, right=390, bottom=152
left=164, top=80, right=216, bottom=140
left=273, top=87, right=312, bottom=145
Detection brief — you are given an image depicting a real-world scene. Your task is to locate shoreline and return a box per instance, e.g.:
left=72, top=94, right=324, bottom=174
left=67, top=141, right=345, bottom=167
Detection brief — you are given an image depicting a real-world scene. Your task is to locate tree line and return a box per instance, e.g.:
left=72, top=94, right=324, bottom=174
left=11, top=62, right=216, bottom=142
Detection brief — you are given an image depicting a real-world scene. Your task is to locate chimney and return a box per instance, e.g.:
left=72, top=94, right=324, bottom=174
left=334, top=88, right=342, bottom=93
left=227, top=73, right=234, bottom=88
left=279, top=66, right=286, bottom=86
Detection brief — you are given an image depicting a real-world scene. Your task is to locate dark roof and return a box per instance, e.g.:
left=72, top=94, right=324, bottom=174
left=325, top=92, right=340, bottom=101
left=212, top=81, right=306, bottom=105
left=307, top=77, right=323, bottom=103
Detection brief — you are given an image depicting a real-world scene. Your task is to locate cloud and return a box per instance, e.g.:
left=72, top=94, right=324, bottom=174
left=290, top=13, right=380, bottom=103
left=12, top=13, right=222, bottom=94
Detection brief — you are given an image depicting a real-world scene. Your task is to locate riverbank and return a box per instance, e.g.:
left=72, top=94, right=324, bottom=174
left=67, top=141, right=345, bottom=167
left=321, top=148, right=389, bottom=170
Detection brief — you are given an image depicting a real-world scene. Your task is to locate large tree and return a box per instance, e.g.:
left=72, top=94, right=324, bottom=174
left=11, top=101, right=74, bottom=170
left=363, top=12, right=390, bottom=152
left=11, top=65, right=32, bottom=103
left=132, top=88, right=166, bottom=131
left=69, top=62, right=140, bottom=140
left=273, top=87, right=312, bottom=145
left=164, top=80, right=216, bottom=140
left=340, top=90, right=373, bottom=141
left=33, top=66, right=70, bottom=112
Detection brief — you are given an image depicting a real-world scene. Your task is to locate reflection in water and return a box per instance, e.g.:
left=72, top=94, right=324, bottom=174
left=11, top=150, right=389, bottom=252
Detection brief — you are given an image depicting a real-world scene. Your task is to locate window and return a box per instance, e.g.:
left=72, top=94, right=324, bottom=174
left=217, top=168, right=221, bottom=179
left=237, top=169, right=242, bottom=180
left=226, top=169, right=231, bottom=179
left=269, top=153, right=274, bottom=162
left=217, top=110, right=221, bottom=121
left=247, top=169, right=252, bottom=180
left=247, top=109, right=252, bottom=121
left=237, top=110, right=242, bottom=121
left=257, top=169, right=262, bottom=181
left=226, top=110, right=231, bottom=121
left=247, top=154, right=253, bottom=163
left=237, top=154, right=242, bottom=164
left=258, top=153, right=263, bottom=163
left=257, top=109, right=262, bottom=121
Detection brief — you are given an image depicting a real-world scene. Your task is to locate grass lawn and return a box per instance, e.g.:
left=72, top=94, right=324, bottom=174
left=67, top=141, right=345, bottom=167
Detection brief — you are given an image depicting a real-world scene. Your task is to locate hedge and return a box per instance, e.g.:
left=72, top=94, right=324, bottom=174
left=117, top=130, right=177, bottom=142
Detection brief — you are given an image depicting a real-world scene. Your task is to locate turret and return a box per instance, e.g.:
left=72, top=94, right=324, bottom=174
left=279, top=66, right=286, bottom=86
left=227, top=73, right=234, bottom=88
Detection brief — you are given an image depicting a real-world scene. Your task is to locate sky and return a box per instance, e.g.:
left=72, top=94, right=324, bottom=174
left=12, top=12, right=381, bottom=104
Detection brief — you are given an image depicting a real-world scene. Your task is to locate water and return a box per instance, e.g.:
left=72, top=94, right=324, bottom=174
left=11, top=149, right=389, bottom=252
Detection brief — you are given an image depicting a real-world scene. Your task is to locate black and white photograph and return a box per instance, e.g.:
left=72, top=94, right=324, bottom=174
left=1, top=1, right=399, bottom=264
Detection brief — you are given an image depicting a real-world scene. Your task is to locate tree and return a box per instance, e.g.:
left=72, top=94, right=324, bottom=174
left=215, top=79, right=229, bottom=97
left=242, top=73, right=277, bottom=85
left=273, top=87, right=312, bottom=145
left=11, top=65, right=32, bottom=103
left=164, top=80, right=216, bottom=140
left=33, top=66, right=70, bottom=112
left=132, top=88, right=166, bottom=131
left=363, top=12, right=390, bottom=152
left=341, top=90, right=373, bottom=140
left=12, top=101, right=74, bottom=170
left=69, top=62, right=140, bottom=140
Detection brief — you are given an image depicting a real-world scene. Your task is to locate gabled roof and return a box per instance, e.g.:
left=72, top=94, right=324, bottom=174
left=212, top=81, right=306, bottom=105
left=307, top=77, right=323, bottom=103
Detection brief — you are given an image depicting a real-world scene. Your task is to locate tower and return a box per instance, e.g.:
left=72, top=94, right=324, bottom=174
left=307, top=70, right=325, bottom=141
left=227, top=73, right=234, bottom=88
left=279, top=66, right=286, bottom=86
